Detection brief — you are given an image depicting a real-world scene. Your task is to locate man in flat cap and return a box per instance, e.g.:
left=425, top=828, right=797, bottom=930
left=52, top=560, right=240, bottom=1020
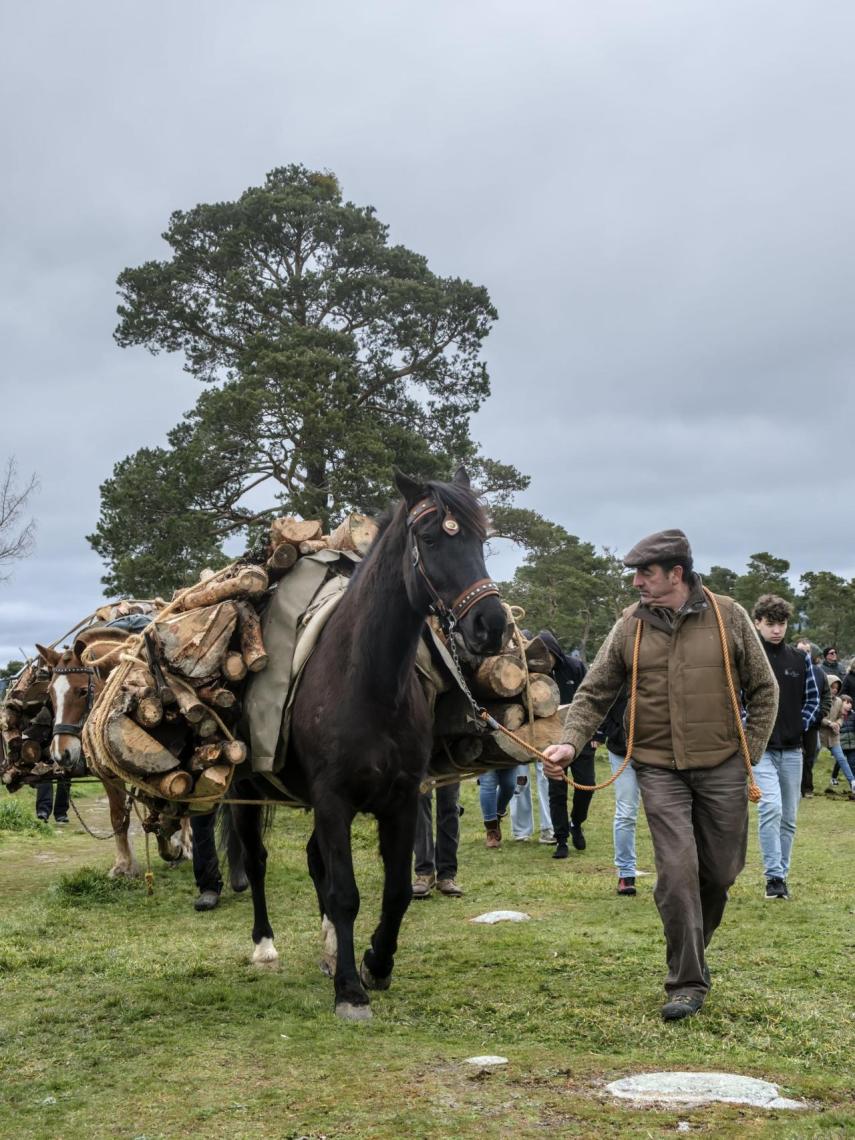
left=543, top=529, right=778, bottom=1021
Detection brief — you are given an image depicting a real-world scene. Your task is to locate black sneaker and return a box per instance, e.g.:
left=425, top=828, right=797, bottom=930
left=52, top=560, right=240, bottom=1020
left=569, top=822, right=586, bottom=851
left=194, top=890, right=220, bottom=912
left=764, top=876, right=788, bottom=900
left=54, top=816, right=69, bottom=824
left=617, top=876, right=637, bottom=896
left=552, top=843, right=569, bottom=860
left=661, top=992, right=704, bottom=1021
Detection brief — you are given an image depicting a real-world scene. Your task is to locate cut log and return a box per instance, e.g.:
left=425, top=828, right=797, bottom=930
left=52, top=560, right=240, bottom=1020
left=270, top=517, right=322, bottom=547
left=526, top=674, right=561, bottom=719
left=471, top=654, right=526, bottom=700
left=132, top=695, right=164, bottom=729
left=479, top=711, right=567, bottom=766
left=179, top=567, right=268, bottom=612
left=155, top=602, right=238, bottom=680
left=193, top=764, right=231, bottom=799
left=122, top=666, right=156, bottom=697
left=1, top=730, right=22, bottom=760
left=524, top=636, right=555, bottom=675
left=20, top=739, right=43, bottom=765
left=190, top=742, right=223, bottom=769
left=484, top=701, right=526, bottom=731
left=165, top=676, right=206, bottom=724
left=234, top=601, right=268, bottom=673
left=196, top=685, right=237, bottom=710
left=197, top=716, right=219, bottom=739
left=150, top=770, right=193, bottom=798
left=298, top=538, right=328, bottom=555
left=105, top=712, right=180, bottom=776
left=221, top=652, right=247, bottom=683
left=326, top=513, right=379, bottom=557
left=266, top=543, right=298, bottom=573
left=221, top=739, right=247, bottom=765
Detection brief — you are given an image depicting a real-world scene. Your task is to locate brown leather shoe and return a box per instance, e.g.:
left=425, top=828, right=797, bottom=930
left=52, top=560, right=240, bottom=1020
left=436, top=877, right=464, bottom=897
left=484, top=821, right=501, bottom=848
left=412, top=874, right=436, bottom=899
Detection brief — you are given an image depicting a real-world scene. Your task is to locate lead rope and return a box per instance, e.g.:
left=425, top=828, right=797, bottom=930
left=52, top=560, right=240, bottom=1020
left=703, top=588, right=762, bottom=803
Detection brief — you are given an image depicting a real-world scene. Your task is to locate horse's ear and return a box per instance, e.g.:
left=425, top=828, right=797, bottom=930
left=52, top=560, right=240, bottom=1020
left=393, top=469, right=428, bottom=508
left=452, top=465, right=470, bottom=489
left=35, top=644, right=60, bottom=669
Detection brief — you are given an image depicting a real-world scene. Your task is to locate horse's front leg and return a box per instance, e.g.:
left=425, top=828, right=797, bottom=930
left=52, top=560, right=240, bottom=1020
left=230, top=803, right=277, bottom=965
left=313, top=805, right=370, bottom=1020
left=102, top=776, right=139, bottom=878
left=360, top=795, right=418, bottom=992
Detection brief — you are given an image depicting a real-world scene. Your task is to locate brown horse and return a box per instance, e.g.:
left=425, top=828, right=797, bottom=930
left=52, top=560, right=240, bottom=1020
left=36, top=627, right=191, bottom=875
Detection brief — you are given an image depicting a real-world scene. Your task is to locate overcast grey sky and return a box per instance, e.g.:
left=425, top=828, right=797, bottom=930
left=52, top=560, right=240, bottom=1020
left=2, top=1, right=854, bottom=661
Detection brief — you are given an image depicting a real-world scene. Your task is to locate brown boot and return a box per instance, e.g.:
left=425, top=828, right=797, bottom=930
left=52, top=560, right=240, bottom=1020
left=484, top=820, right=501, bottom=848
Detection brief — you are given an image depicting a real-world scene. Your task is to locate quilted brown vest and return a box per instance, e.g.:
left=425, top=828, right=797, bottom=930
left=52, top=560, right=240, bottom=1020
left=621, top=593, right=740, bottom=769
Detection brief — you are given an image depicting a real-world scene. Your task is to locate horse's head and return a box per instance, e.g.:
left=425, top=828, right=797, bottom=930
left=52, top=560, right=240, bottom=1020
left=395, top=466, right=507, bottom=657
left=35, top=627, right=126, bottom=771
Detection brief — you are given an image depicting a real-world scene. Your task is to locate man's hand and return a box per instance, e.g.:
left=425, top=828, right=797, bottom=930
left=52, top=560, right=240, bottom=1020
left=542, top=743, right=576, bottom=780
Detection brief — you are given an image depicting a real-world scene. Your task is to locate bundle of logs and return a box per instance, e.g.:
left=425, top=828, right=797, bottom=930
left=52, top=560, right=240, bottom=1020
left=430, top=632, right=566, bottom=781
left=85, top=512, right=379, bottom=805
left=0, top=661, right=55, bottom=792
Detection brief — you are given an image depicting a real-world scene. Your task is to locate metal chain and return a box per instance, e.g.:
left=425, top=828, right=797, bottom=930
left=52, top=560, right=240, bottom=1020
left=67, top=791, right=132, bottom=841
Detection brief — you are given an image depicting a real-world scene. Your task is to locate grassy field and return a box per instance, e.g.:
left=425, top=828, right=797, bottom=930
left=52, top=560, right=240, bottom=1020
left=0, top=754, right=853, bottom=1140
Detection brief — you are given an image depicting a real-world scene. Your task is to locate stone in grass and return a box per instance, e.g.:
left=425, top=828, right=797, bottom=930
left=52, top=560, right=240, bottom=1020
left=606, top=1072, right=806, bottom=1110
left=464, top=1056, right=508, bottom=1067
left=470, top=910, right=531, bottom=924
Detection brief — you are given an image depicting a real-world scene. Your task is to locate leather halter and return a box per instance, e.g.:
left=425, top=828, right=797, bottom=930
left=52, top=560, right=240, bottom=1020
left=406, top=497, right=500, bottom=632
left=50, top=665, right=96, bottom=738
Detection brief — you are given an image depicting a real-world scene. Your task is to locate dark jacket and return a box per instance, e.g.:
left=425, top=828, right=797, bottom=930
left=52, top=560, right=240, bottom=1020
left=763, top=641, right=810, bottom=750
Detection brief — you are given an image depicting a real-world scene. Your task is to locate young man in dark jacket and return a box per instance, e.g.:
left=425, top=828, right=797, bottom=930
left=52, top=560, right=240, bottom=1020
left=753, top=596, right=820, bottom=900
left=795, top=638, right=830, bottom=797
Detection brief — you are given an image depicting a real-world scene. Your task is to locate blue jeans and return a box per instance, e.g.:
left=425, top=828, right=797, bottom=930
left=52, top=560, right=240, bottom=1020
left=509, top=763, right=553, bottom=837
left=829, top=744, right=855, bottom=785
left=479, top=768, right=517, bottom=822
left=754, top=749, right=802, bottom=879
left=609, top=750, right=640, bottom=877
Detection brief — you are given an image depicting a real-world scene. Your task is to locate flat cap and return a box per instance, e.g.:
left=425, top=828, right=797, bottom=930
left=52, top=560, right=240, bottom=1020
left=623, top=528, right=692, bottom=568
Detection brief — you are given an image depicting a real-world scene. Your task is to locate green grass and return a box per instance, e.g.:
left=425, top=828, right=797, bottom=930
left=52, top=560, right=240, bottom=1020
left=0, top=761, right=852, bottom=1139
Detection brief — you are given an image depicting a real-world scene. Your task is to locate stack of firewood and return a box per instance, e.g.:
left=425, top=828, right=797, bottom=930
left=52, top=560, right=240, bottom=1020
left=91, top=513, right=378, bottom=803
left=430, top=633, right=565, bottom=778
left=0, top=662, right=55, bottom=792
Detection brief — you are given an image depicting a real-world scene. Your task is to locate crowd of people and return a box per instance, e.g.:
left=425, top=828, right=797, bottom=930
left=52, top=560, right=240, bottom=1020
left=413, top=527, right=854, bottom=1022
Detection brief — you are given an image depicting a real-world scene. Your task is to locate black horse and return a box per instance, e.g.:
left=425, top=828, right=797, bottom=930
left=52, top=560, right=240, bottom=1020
left=228, top=468, right=507, bottom=1020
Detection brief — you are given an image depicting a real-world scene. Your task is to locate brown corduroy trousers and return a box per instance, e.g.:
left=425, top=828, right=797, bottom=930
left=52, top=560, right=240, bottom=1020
left=634, top=753, right=748, bottom=998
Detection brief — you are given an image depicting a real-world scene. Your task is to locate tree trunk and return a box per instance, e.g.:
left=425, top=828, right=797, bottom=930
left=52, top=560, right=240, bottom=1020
left=326, top=513, right=378, bottom=556
left=526, top=674, right=561, bottom=719
left=155, top=602, right=239, bottom=680
left=221, top=739, right=247, bottom=765
left=165, top=675, right=206, bottom=724
left=221, top=652, right=247, bottom=682
left=234, top=601, right=268, bottom=672
left=150, top=769, right=193, bottom=798
left=196, top=685, right=237, bottom=709
left=178, top=567, right=268, bottom=612
left=132, top=695, right=164, bottom=729
left=105, top=712, right=180, bottom=776
left=266, top=542, right=298, bottom=576
left=270, top=517, right=322, bottom=546
left=193, top=764, right=231, bottom=798
left=472, top=654, right=526, bottom=700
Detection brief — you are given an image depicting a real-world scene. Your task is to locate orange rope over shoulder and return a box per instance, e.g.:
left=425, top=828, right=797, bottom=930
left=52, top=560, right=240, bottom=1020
left=483, top=590, right=762, bottom=802
left=703, top=587, right=762, bottom=803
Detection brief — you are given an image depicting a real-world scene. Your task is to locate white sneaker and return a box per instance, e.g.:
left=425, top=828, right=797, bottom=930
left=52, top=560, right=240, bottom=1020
left=539, top=829, right=556, bottom=845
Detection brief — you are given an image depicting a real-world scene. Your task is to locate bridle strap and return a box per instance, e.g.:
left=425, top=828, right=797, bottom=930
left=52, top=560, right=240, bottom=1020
left=406, top=497, right=499, bottom=631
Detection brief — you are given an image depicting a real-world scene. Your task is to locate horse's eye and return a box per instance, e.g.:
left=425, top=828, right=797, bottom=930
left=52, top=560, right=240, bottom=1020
left=76, top=686, right=89, bottom=697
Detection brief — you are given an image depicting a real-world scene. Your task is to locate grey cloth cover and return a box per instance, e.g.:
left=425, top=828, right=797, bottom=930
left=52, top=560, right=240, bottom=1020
left=243, top=549, right=359, bottom=774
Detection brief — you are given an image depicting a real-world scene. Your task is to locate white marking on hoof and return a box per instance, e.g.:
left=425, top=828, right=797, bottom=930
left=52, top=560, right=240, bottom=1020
left=252, top=937, right=279, bottom=965
left=320, top=915, right=337, bottom=977
left=335, top=1002, right=373, bottom=1022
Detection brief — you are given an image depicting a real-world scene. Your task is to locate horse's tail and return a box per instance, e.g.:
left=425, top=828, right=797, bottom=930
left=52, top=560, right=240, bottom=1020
left=216, top=800, right=276, bottom=890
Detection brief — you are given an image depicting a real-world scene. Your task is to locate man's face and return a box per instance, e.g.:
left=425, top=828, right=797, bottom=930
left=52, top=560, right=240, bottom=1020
left=796, top=640, right=811, bottom=656
left=755, top=616, right=789, bottom=644
left=632, top=563, right=681, bottom=604
left=826, top=649, right=838, bottom=664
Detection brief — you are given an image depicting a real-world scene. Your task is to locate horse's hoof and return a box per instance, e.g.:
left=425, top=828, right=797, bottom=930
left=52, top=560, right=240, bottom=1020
left=251, top=937, right=279, bottom=966
left=108, top=866, right=140, bottom=880
left=335, top=1001, right=373, bottom=1022
left=359, top=956, right=392, bottom=991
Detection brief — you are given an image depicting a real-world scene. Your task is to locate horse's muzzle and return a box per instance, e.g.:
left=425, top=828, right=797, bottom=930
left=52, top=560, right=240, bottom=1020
left=460, top=598, right=507, bottom=657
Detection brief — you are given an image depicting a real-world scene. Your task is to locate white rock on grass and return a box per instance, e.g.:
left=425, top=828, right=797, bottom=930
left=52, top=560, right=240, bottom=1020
left=606, top=1072, right=806, bottom=1109
left=464, top=1056, right=508, bottom=1066
left=470, top=910, right=530, bottom=924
